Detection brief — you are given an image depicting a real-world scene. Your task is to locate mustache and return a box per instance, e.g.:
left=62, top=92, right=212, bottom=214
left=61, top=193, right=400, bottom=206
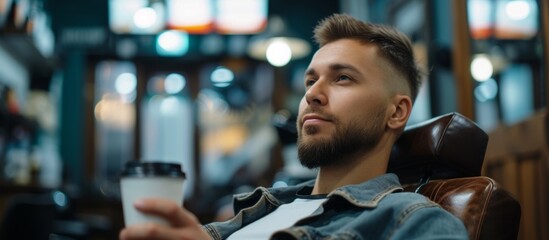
left=298, top=108, right=336, bottom=125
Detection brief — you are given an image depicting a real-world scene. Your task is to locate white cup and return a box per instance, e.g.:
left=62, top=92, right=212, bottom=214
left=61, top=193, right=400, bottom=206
left=120, top=161, right=186, bottom=226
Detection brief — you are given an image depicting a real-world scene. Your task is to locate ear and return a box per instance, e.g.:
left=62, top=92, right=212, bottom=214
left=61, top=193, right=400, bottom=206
left=387, top=95, right=412, bottom=130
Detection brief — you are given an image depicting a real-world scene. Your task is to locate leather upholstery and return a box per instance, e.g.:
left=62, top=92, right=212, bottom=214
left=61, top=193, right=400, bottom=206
left=390, top=112, right=521, bottom=240
left=388, top=112, right=489, bottom=184
left=403, top=177, right=520, bottom=240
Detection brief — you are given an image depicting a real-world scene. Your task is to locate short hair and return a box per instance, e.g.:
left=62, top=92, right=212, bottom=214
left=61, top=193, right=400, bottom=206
left=313, top=14, right=421, bottom=102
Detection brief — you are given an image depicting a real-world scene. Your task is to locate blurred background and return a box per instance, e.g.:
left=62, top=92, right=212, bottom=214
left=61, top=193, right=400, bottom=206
left=0, top=0, right=548, bottom=239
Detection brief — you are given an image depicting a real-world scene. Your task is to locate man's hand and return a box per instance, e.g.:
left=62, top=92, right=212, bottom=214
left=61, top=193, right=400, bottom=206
left=119, top=198, right=212, bottom=240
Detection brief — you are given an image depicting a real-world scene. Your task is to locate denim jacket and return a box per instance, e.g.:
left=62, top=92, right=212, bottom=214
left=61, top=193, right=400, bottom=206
left=203, top=173, right=469, bottom=240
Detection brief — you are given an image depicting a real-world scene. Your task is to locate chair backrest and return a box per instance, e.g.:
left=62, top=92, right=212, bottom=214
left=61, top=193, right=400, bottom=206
left=388, top=112, right=521, bottom=240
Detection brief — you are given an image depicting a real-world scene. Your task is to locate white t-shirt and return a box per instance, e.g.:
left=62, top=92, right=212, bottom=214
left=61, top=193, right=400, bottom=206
left=227, top=197, right=327, bottom=240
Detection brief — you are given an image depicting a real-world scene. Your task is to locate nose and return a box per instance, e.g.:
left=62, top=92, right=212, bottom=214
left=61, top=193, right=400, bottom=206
left=304, top=81, right=327, bottom=106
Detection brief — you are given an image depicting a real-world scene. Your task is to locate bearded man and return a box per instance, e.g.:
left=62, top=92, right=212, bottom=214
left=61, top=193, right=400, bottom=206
left=120, top=14, right=468, bottom=240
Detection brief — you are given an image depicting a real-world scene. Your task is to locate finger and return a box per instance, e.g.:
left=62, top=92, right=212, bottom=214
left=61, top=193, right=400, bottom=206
left=119, top=223, right=179, bottom=240
left=134, top=198, right=200, bottom=227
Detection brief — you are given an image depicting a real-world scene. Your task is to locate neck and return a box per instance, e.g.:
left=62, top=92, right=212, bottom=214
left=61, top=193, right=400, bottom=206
left=310, top=137, right=393, bottom=195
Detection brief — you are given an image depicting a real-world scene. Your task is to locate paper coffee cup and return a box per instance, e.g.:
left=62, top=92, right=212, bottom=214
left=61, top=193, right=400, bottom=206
left=120, top=161, right=186, bottom=226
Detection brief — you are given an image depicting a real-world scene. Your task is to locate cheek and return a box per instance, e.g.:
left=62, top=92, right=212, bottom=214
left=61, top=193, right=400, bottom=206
left=340, top=95, right=387, bottom=120
left=336, top=93, right=370, bottom=111
left=296, top=97, right=307, bottom=126
left=298, top=97, right=307, bottom=113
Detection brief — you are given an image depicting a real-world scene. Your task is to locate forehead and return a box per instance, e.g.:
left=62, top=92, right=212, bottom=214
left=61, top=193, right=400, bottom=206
left=307, top=39, right=388, bottom=77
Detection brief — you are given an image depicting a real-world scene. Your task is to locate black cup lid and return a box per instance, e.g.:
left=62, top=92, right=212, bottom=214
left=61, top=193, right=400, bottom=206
left=122, top=161, right=186, bottom=178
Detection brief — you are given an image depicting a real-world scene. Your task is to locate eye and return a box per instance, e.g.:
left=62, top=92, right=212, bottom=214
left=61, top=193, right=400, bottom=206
left=305, top=79, right=316, bottom=87
left=336, top=75, right=351, bottom=82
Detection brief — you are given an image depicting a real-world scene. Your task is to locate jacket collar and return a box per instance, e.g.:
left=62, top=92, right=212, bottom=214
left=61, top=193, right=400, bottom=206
left=233, top=173, right=403, bottom=212
left=328, top=173, right=403, bottom=208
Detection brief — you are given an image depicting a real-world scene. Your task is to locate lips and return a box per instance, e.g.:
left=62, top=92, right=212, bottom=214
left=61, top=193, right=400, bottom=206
left=301, top=114, right=331, bottom=125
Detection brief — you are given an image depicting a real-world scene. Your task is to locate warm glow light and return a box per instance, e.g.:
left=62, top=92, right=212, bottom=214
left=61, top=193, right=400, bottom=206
left=216, top=0, right=268, bottom=34
left=134, top=7, right=158, bottom=29
left=505, top=0, right=531, bottom=20
left=94, top=97, right=136, bottom=129
left=247, top=17, right=311, bottom=62
left=471, top=55, right=493, bottom=82
left=266, top=40, right=292, bottom=67
left=467, top=0, right=493, bottom=39
left=167, top=0, right=213, bottom=33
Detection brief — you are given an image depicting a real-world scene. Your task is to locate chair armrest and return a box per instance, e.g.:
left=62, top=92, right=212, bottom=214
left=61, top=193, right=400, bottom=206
left=403, top=177, right=521, bottom=240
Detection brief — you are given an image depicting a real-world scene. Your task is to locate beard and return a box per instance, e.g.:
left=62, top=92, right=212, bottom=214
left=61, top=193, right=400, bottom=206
left=297, top=107, right=386, bottom=169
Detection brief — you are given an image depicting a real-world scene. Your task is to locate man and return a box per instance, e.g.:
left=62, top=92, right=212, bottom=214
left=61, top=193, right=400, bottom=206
left=120, top=14, right=468, bottom=240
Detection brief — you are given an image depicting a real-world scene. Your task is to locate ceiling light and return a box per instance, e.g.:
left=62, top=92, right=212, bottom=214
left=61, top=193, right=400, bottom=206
left=248, top=16, right=311, bottom=66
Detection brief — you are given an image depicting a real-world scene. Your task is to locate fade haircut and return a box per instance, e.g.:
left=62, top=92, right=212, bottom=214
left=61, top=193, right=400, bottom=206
left=313, top=14, right=421, bottom=102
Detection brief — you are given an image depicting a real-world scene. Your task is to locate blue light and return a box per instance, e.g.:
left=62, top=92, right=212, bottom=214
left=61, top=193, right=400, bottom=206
left=474, top=78, right=498, bottom=102
left=53, top=191, right=68, bottom=208
left=210, top=66, right=234, bottom=87
left=156, top=30, right=189, bottom=56
left=165, top=73, right=186, bottom=94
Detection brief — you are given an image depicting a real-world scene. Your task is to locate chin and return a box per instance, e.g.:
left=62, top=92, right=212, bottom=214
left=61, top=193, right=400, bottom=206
left=301, top=134, right=331, bottom=146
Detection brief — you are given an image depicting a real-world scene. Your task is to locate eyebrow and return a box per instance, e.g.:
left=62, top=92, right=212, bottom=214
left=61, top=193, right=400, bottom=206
left=305, top=63, right=362, bottom=77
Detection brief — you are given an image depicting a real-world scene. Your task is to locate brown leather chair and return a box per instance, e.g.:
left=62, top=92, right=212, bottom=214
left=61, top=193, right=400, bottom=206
left=388, top=112, right=521, bottom=240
